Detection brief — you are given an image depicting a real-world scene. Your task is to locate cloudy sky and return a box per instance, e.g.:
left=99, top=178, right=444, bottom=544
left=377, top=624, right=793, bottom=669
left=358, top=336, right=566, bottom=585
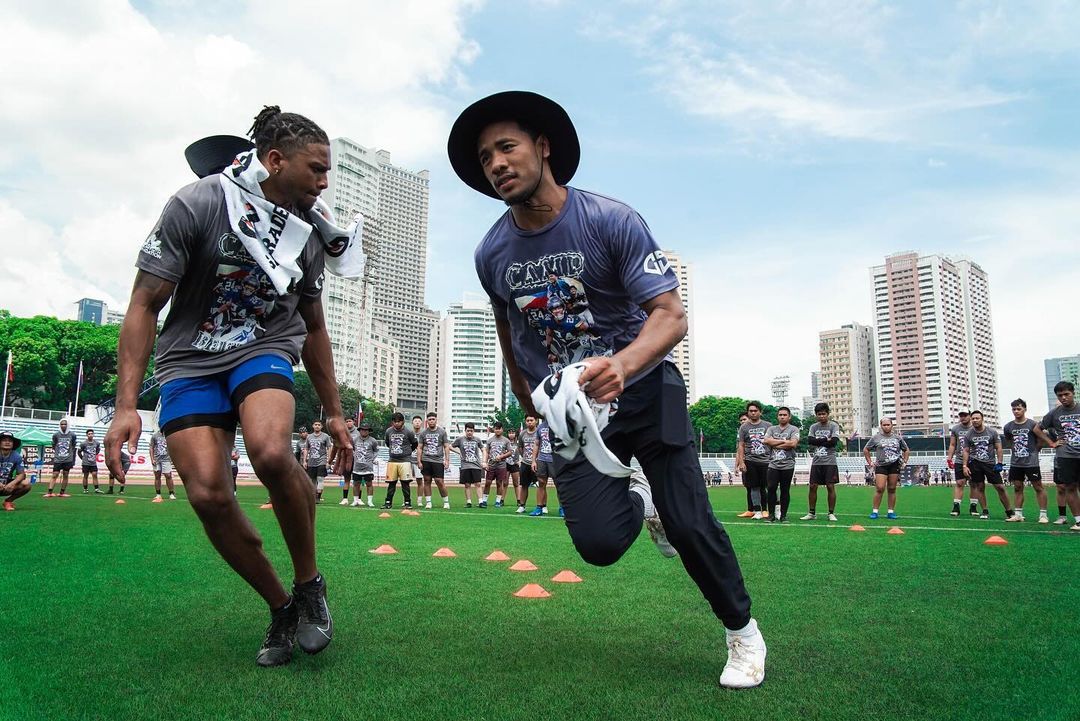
left=2, top=0, right=1077, bottom=418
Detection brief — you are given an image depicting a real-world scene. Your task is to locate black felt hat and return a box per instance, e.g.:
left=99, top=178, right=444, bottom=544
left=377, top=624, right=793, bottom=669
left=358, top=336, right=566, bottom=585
left=184, top=135, right=256, bottom=178
left=447, top=91, right=579, bottom=199
left=0, top=431, right=21, bottom=451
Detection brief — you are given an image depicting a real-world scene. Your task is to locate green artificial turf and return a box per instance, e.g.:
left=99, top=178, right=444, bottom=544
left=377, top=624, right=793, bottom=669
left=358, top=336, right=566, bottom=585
left=2, top=482, right=1077, bottom=721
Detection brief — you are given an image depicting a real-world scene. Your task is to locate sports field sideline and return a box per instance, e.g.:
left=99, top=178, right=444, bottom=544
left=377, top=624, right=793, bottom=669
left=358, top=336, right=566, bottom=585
left=3, top=484, right=1077, bottom=721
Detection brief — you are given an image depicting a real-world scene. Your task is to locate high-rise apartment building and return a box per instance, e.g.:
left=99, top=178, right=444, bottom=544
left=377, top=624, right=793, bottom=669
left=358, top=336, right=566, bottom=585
left=819, top=322, right=877, bottom=437
left=76, top=298, right=105, bottom=325
left=321, top=137, right=436, bottom=410
left=428, top=296, right=504, bottom=434
left=663, top=250, right=696, bottom=403
left=1044, top=355, right=1080, bottom=411
left=871, top=252, right=999, bottom=431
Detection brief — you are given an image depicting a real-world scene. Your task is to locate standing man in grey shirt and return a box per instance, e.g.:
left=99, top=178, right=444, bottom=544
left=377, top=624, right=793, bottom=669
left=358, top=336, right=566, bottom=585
left=517, top=416, right=540, bottom=514
left=417, top=412, right=451, bottom=510
left=962, top=411, right=1019, bottom=521
left=947, top=411, right=979, bottom=517
left=78, top=429, right=103, bottom=494
left=736, top=402, right=771, bottom=520
left=1003, top=398, right=1048, bottom=523
left=762, top=408, right=799, bottom=523
left=105, top=108, right=353, bottom=667
left=481, top=422, right=513, bottom=509
left=863, top=418, right=909, bottom=520
left=349, top=422, right=379, bottom=508
left=150, top=428, right=176, bottom=501
left=801, top=403, right=840, bottom=521
left=1037, top=381, right=1080, bottom=531
left=305, top=420, right=333, bottom=504
left=46, top=419, right=78, bottom=498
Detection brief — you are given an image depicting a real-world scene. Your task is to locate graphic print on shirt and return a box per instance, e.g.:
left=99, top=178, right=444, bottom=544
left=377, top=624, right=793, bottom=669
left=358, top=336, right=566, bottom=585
left=1, top=454, right=22, bottom=482
left=1063, top=413, right=1080, bottom=448
left=968, top=432, right=995, bottom=462
left=813, top=429, right=831, bottom=457
left=1009, top=428, right=1031, bottom=458
left=387, top=432, right=408, bottom=457
left=509, top=252, right=608, bottom=374
left=193, top=233, right=281, bottom=353
left=459, top=439, right=481, bottom=465
left=745, top=426, right=768, bottom=458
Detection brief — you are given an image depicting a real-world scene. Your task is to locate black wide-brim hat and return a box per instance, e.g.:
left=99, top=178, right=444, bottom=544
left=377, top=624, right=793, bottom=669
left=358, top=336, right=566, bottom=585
left=0, top=431, right=21, bottom=451
left=447, top=91, right=580, bottom=199
left=185, top=135, right=256, bottom=178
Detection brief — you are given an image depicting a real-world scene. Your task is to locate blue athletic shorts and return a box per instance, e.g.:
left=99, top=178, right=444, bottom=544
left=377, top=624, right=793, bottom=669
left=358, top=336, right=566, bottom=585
left=158, top=354, right=294, bottom=436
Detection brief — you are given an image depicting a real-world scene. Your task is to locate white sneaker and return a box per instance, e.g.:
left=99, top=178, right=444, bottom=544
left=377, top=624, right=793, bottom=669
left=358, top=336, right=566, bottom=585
left=752, top=512, right=763, bottom=520
left=1005, top=514, right=1022, bottom=523
left=800, top=513, right=816, bottom=521
left=168, top=493, right=176, bottom=500
left=720, top=618, right=766, bottom=689
left=630, top=470, right=678, bottom=558
left=339, top=498, right=350, bottom=506
left=351, top=499, right=362, bottom=507
left=443, top=501, right=450, bottom=509
left=1038, top=516, right=1049, bottom=524
left=1053, top=517, right=1068, bottom=525
left=367, top=499, right=375, bottom=507
left=425, top=501, right=432, bottom=509
left=1071, top=522, right=1080, bottom=532
left=827, top=513, right=838, bottom=522
left=516, top=505, right=526, bottom=514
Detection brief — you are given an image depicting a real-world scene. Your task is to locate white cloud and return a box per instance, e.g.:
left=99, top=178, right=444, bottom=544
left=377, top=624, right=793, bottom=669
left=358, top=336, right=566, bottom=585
left=0, top=0, right=483, bottom=318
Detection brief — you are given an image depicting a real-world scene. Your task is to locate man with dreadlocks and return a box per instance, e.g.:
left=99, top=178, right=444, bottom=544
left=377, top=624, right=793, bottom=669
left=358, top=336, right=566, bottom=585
left=106, top=106, right=355, bottom=667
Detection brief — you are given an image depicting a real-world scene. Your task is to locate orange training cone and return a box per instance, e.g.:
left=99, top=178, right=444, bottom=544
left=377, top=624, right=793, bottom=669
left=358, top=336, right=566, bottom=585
left=433, top=547, right=457, bottom=557
left=369, top=544, right=398, bottom=554
left=510, top=559, right=538, bottom=571
left=849, top=524, right=865, bottom=532
left=259, top=503, right=273, bottom=510
left=887, top=527, right=905, bottom=535
left=406, top=510, right=421, bottom=516
left=485, top=551, right=511, bottom=561
left=984, top=535, right=1009, bottom=546
left=115, top=499, right=126, bottom=505
left=378, top=512, right=391, bottom=518
left=551, top=570, right=583, bottom=583
left=513, top=583, right=551, bottom=598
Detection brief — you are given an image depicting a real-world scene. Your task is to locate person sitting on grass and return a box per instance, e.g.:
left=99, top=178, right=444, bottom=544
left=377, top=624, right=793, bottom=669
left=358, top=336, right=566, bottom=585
left=1, top=431, right=30, bottom=512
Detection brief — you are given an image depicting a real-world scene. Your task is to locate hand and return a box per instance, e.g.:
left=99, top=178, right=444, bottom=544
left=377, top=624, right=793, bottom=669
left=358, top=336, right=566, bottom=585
left=105, top=408, right=142, bottom=483
left=736, top=461, right=746, bottom=473
left=578, top=356, right=626, bottom=404
left=325, top=416, right=353, bottom=477
left=532, top=460, right=538, bottom=471
left=444, top=462, right=450, bottom=472
left=963, top=465, right=971, bottom=478
left=946, top=459, right=954, bottom=469
left=993, top=463, right=1004, bottom=472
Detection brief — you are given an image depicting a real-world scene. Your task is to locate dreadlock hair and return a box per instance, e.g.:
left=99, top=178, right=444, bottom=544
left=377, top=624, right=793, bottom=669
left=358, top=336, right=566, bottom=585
left=247, top=105, right=329, bottom=158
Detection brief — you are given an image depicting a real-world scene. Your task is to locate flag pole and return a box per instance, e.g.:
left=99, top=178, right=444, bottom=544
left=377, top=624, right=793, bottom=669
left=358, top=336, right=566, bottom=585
left=73, top=360, right=84, bottom=419
left=1, top=350, right=11, bottom=418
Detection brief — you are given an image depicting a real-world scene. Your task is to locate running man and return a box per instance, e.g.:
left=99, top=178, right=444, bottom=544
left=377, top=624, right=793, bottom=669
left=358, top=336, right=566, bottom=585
left=448, top=90, right=764, bottom=687
left=863, top=418, right=909, bottom=519
left=417, top=412, right=451, bottom=509
left=517, top=416, right=540, bottom=513
left=78, top=429, right=102, bottom=494
left=150, top=428, right=177, bottom=502
left=451, top=423, right=484, bottom=507
left=802, top=402, right=840, bottom=521
left=106, top=107, right=353, bottom=667
left=46, top=419, right=78, bottom=497
left=1003, top=398, right=1048, bottom=523
left=481, top=421, right=512, bottom=508
left=350, top=422, right=379, bottom=507
left=962, top=411, right=1019, bottom=521
left=736, top=402, right=771, bottom=520
left=1, top=431, right=30, bottom=511
left=947, top=411, right=979, bottom=517
left=304, top=420, right=333, bottom=504
left=762, top=407, right=799, bottom=523
left=530, top=419, right=556, bottom=516
left=1038, top=381, right=1080, bottom=531
left=383, top=413, right=417, bottom=509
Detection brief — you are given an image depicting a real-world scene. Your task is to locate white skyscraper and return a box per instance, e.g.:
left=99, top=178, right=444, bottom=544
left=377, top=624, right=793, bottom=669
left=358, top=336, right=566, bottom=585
left=429, top=295, right=505, bottom=434
left=663, top=250, right=696, bottom=403
left=871, top=252, right=999, bottom=431
left=819, top=322, right=877, bottom=437
left=321, top=137, right=436, bottom=409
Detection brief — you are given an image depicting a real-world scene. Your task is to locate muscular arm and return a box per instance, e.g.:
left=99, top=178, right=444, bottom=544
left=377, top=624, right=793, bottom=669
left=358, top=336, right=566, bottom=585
left=494, top=315, right=537, bottom=416
left=106, top=271, right=175, bottom=477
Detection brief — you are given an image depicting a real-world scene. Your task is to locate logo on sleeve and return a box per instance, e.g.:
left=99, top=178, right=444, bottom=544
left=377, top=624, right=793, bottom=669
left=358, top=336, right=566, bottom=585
left=642, top=250, right=671, bottom=276
left=141, top=231, right=163, bottom=259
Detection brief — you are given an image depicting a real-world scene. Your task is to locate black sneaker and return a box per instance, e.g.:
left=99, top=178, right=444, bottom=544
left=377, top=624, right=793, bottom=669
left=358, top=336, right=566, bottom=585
left=107, top=488, right=114, bottom=495
left=256, top=599, right=298, bottom=667
left=478, top=501, right=488, bottom=508
left=465, top=502, right=472, bottom=508
left=293, top=574, right=333, bottom=655
left=969, top=504, right=979, bottom=516
left=403, top=502, right=412, bottom=509
left=383, top=501, right=392, bottom=509
left=979, top=511, right=989, bottom=520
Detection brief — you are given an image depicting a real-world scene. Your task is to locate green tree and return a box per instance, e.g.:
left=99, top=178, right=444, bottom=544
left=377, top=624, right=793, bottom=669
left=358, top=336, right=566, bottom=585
left=487, top=402, right=526, bottom=432
left=688, top=396, right=749, bottom=453
left=290, top=371, right=396, bottom=435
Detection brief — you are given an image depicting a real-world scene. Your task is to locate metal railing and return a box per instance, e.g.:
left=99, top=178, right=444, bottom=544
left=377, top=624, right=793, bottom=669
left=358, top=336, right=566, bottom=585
left=0, top=406, right=68, bottom=422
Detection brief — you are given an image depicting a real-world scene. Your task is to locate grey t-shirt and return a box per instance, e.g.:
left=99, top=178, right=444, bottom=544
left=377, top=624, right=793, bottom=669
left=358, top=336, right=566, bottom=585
left=418, top=427, right=449, bottom=463
left=964, top=427, right=1000, bottom=465
left=537, top=423, right=554, bottom=462
left=949, top=423, right=971, bottom=463
left=764, top=424, right=800, bottom=470
left=150, top=432, right=170, bottom=463
left=353, top=435, right=380, bottom=475
left=452, top=436, right=484, bottom=470
left=384, top=428, right=417, bottom=462
left=485, top=436, right=513, bottom=469
left=506, top=438, right=521, bottom=466
left=808, top=421, right=841, bottom=466
left=1003, top=419, right=1039, bottom=468
left=866, top=432, right=908, bottom=466
left=519, top=429, right=539, bottom=464
left=136, top=176, right=326, bottom=385
left=52, top=431, right=77, bottom=463
left=78, top=441, right=101, bottom=467
left=305, top=432, right=332, bottom=467
left=739, top=420, right=772, bottom=465
left=475, top=187, right=680, bottom=391
left=1041, top=403, right=1080, bottom=460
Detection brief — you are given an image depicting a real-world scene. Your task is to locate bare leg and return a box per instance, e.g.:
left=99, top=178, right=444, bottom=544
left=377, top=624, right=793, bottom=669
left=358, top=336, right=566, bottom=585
left=5, top=480, right=32, bottom=503
left=537, top=477, right=549, bottom=507
left=434, top=477, right=448, bottom=500
left=165, top=473, right=175, bottom=494
left=59, top=469, right=71, bottom=494
left=1032, top=480, right=1047, bottom=511
left=168, top=424, right=290, bottom=608
left=154, top=470, right=163, bottom=494
left=808, top=484, right=818, bottom=513
left=1012, top=480, right=1025, bottom=511
left=886, top=476, right=898, bottom=510
left=826, top=484, right=837, bottom=513
left=48, top=471, right=59, bottom=494
left=991, top=484, right=1014, bottom=514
